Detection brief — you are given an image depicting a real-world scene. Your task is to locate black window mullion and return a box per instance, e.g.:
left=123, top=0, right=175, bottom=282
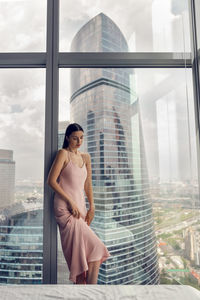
left=43, top=0, right=59, bottom=284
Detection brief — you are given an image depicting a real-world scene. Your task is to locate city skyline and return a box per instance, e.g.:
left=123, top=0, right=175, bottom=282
left=0, top=1, right=200, bottom=288
left=0, top=1, right=194, bottom=182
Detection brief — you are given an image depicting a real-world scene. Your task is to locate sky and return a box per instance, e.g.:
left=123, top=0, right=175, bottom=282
left=0, top=0, right=196, bottom=182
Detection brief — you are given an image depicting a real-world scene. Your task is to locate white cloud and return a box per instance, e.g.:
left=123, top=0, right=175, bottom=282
left=0, top=0, right=193, bottom=182
left=59, top=0, right=189, bottom=52
left=0, top=69, right=45, bottom=180
left=0, top=0, right=46, bottom=51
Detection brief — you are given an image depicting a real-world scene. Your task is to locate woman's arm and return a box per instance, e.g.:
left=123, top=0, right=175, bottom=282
left=47, top=149, right=73, bottom=207
left=84, top=153, right=95, bottom=209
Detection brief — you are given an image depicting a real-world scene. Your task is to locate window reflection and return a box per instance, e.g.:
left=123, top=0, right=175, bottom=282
left=60, top=0, right=190, bottom=52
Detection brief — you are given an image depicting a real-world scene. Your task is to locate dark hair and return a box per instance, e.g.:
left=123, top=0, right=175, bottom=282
left=62, top=123, right=84, bottom=149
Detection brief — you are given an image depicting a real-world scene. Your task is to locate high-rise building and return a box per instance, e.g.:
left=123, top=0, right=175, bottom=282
left=69, top=13, right=159, bottom=284
left=58, top=121, right=70, bottom=149
left=184, top=227, right=200, bottom=266
left=0, top=203, right=43, bottom=284
left=0, top=149, right=15, bottom=209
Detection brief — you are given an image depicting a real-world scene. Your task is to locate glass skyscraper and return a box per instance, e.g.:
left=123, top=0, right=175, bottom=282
left=0, top=206, right=43, bottom=284
left=70, top=13, right=159, bottom=284
left=0, top=149, right=15, bottom=209
left=0, top=148, right=43, bottom=284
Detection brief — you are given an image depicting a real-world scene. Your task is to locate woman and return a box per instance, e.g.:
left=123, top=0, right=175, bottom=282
left=47, top=123, right=111, bottom=284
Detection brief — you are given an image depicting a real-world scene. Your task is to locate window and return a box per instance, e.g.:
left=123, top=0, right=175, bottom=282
left=0, top=0, right=200, bottom=290
left=0, top=69, right=45, bottom=284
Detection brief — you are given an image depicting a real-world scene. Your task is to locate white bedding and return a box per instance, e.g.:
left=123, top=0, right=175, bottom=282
left=0, top=284, right=200, bottom=300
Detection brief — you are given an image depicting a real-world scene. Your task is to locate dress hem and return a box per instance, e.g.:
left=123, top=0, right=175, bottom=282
left=69, top=253, right=111, bottom=284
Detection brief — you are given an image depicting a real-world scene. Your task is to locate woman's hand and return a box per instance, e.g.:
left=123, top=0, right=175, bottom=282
left=68, top=201, right=81, bottom=219
left=85, top=207, right=95, bottom=226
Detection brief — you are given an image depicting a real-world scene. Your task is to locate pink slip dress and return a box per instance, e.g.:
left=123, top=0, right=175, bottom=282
left=53, top=150, right=111, bottom=284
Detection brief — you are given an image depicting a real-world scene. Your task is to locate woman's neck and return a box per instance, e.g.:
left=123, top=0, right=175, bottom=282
left=67, top=147, right=78, bottom=154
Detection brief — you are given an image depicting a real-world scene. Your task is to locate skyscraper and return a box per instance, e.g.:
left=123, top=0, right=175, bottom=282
left=0, top=149, right=15, bottom=209
left=0, top=207, right=43, bottom=284
left=69, top=13, right=159, bottom=284
left=58, top=121, right=70, bottom=149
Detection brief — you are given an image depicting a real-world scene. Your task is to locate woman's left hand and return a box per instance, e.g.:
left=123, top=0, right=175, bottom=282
left=85, top=207, right=95, bottom=226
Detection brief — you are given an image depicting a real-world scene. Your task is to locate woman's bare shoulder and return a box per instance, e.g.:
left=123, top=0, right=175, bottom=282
left=56, top=148, right=69, bottom=160
left=57, top=148, right=68, bottom=155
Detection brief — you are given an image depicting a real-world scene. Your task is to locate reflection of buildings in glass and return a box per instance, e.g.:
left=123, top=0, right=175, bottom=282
left=0, top=203, right=43, bottom=284
left=155, top=80, right=197, bottom=187
left=152, top=0, right=190, bottom=52
left=0, top=149, right=15, bottom=209
left=58, top=120, right=70, bottom=149
left=152, top=2, right=193, bottom=183
left=70, top=13, right=159, bottom=284
left=156, top=96, right=179, bottom=181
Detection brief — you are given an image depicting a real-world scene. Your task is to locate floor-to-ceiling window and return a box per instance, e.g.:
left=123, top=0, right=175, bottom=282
left=0, top=0, right=200, bottom=289
left=0, top=0, right=46, bottom=284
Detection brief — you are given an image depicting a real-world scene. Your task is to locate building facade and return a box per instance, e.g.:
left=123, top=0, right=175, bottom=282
left=69, top=13, right=159, bottom=284
left=0, top=149, right=15, bottom=209
left=0, top=205, right=43, bottom=284
left=58, top=121, right=70, bottom=149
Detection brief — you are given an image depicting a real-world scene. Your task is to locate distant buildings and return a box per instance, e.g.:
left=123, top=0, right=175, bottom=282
left=0, top=200, right=43, bottom=284
left=0, top=149, right=43, bottom=284
left=150, top=180, right=199, bottom=209
left=0, top=149, right=15, bottom=209
left=184, top=226, right=200, bottom=266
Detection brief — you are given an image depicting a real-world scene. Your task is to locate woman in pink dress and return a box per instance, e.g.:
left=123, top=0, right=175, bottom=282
left=47, top=123, right=111, bottom=284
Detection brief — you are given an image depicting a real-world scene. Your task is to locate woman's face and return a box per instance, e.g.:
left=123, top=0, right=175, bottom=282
left=67, top=130, right=84, bottom=148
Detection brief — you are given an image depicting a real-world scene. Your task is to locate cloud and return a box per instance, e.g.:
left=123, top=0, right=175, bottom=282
left=0, top=0, right=46, bottom=51
left=0, top=0, right=193, bottom=182
left=60, top=0, right=155, bottom=51
left=0, top=69, right=45, bottom=180
left=59, top=0, right=188, bottom=52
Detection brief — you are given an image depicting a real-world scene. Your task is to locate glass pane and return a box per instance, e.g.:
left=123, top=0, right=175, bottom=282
left=0, top=69, right=45, bottom=284
left=57, top=67, right=199, bottom=287
left=0, top=0, right=46, bottom=52
left=60, top=0, right=191, bottom=52
left=194, top=0, right=200, bottom=49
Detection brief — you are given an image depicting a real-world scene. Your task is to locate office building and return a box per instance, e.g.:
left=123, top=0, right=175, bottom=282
left=69, top=13, right=159, bottom=284
left=0, top=149, right=15, bottom=209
